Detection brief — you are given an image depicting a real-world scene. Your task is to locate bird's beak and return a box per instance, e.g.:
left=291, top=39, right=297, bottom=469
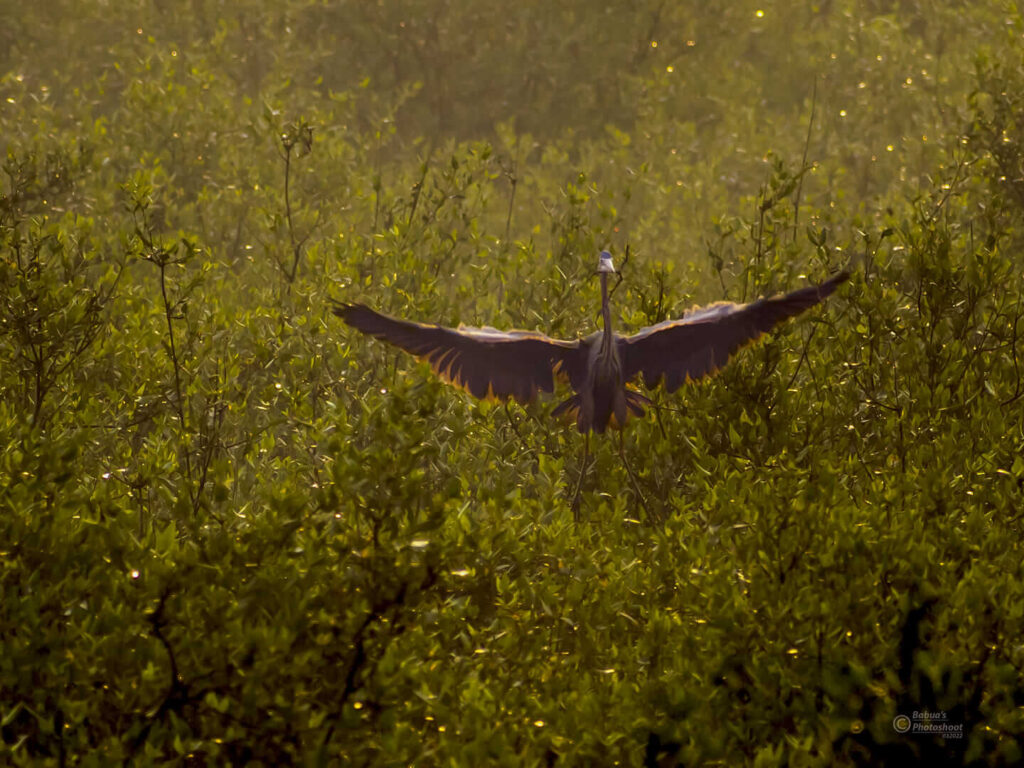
left=597, top=251, right=616, bottom=273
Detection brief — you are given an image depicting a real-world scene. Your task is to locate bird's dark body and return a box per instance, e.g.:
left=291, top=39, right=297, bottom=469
left=585, top=331, right=627, bottom=433
left=332, top=261, right=848, bottom=435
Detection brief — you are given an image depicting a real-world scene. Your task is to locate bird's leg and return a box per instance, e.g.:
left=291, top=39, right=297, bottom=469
left=652, top=400, right=669, bottom=440
left=617, top=430, right=652, bottom=522
left=571, top=432, right=590, bottom=521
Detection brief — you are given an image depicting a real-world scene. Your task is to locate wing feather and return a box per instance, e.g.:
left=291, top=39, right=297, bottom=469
left=620, top=271, right=849, bottom=392
left=331, top=302, right=585, bottom=404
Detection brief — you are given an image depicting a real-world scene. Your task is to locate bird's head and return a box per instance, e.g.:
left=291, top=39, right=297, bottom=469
left=597, top=250, right=616, bottom=274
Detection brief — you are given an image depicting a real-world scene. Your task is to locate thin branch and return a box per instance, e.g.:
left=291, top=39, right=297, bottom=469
left=792, top=77, right=818, bottom=241
left=504, top=133, right=520, bottom=245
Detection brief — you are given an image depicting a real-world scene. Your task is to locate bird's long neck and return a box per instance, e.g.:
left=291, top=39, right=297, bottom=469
left=600, top=272, right=614, bottom=352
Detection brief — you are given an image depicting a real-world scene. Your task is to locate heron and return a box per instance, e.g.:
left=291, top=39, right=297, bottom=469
left=331, top=252, right=848, bottom=513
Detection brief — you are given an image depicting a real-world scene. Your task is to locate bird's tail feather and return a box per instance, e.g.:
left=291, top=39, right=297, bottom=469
left=553, top=389, right=652, bottom=433
left=551, top=395, right=580, bottom=421
left=611, top=389, right=651, bottom=428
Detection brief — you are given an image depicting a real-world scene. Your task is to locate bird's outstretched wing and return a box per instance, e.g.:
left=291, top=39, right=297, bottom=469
left=619, top=271, right=849, bottom=393
left=331, top=302, right=586, bottom=404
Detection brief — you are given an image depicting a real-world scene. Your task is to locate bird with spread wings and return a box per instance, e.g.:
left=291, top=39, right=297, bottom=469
left=332, top=251, right=848, bottom=512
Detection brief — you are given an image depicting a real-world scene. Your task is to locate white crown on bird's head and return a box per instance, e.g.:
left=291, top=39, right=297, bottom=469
left=598, top=250, right=616, bottom=273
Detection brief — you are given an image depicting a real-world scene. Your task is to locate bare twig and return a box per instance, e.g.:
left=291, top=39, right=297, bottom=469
left=279, top=119, right=314, bottom=282
left=792, top=77, right=818, bottom=241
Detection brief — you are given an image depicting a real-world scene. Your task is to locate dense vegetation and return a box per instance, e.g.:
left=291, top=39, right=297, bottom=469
left=2, top=1, right=1023, bottom=764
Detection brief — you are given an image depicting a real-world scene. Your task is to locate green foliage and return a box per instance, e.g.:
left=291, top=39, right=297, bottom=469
left=2, top=1, right=1023, bottom=765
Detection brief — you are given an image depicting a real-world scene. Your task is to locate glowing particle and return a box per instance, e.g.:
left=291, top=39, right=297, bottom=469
left=666, top=65, right=674, bottom=73
left=755, top=9, right=764, bottom=17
